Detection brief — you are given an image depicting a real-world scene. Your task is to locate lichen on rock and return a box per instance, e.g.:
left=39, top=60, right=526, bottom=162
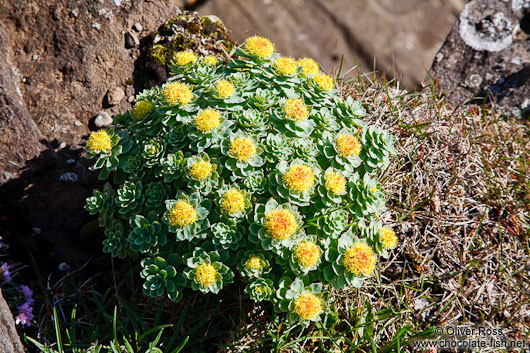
left=142, top=11, right=233, bottom=87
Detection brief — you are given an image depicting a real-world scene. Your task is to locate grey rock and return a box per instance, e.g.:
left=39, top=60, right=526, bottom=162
left=106, top=86, right=125, bottom=106
left=124, top=31, right=139, bottom=48
left=0, top=289, right=25, bottom=353
left=430, top=0, right=530, bottom=116
left=94, top=111, right=113, bottom=127
left=197, top=0, right=466, bottom=88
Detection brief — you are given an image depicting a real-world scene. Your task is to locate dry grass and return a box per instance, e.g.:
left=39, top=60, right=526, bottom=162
left=224, top=70, right=530, bottom=352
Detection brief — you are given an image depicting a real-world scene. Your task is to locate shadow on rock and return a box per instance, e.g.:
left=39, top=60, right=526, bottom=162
left=0, top=141, right=108, bottom=278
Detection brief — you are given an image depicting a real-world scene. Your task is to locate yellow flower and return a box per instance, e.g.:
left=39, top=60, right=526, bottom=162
left=163, top=82, right=193, bottom=105
left=324, top=171, right=346, bottom=195
left=293, top=293, right=323, bottom=320
left=313, top=73, right=334, bottom=91
left=297, top=58, right=319, bottom=76
left=244, top=35, right=275, bottom=58
left=264, top=209, right=298, bottom=240
left=194, top=263, right=218, bottom=288
left=215, top=80, right=235, bottom=99
left=167, top=200, right=197, bottom=228
left=189, top=160, right=213, bottom=181
left=283, top=164, right=315, bottom=193
left=335, top=133, right=361, bottom=157
left=173, top=50, right=197, bottom=66
left=245, top=256, right=265, bottom=272
left=132, top=100, right=153, bottom=119
left=195, top=109, right=221, bottom=133
left=229, top=137, right=256, bottom=162
left=342, top=243, right=377, bottom=276
left=274, top=57, right=298, bottom=75
left=87, top=130, right=113, bottom=154
left=294, top=241, right=321, bottom=268
left=284, top=98, right=309, bottom=121
left=203, top=55, right=218, bottom=66
left=220, top=188, right=247, bottom=215
left=380, top=227, right=398, bottom=250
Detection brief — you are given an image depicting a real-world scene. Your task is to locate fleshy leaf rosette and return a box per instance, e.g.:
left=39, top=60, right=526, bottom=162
left=84, top=35, right=397, bottom=320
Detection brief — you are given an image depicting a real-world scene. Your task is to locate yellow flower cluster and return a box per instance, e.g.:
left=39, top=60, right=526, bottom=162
left=284, top=98, right=309, bottom=121
left=87, top=130, right=113, bottom=154
left=274, top=56, right=298, bottom=75
left=189, top=160, right=213, bottom=181
left=203, top=55, right=218, bottom=66
left=195, top=108, right=221, bottom=133
left=293, top=293, right=323, bottom=320
left=294, top=241, right=321, bottom=268
left=229, top=137, right=256, bottom=162
left=283, top=164, right=315, bottom=193
left=164, top=82, right=193, bottom=105
left=313, top=73, right=334, bottom=91
left=215, top=80, right=235, bottom=99
left=336, top=133, right=362, bottom=157
left=245, top=256, right=265, bottom=272
left=324, top=171, right=346, bottom=195
left=380, top=227, right=398, bottom=250
left=297, top=57, right=319, bottom=76
left=264, top=209, right=298, bottom=240
left=194, top=263, right=218, bottom=288
left=173, top=50, right=198, bottom=66
left=244, top=35, right=275, bottom=58
left=220, top=188, right=247, bottom=214
left=132, top=100, right=153, bottom=120
left=167, top=200, right=197, bottom=228
left=342, top=243, right=376, bottom=276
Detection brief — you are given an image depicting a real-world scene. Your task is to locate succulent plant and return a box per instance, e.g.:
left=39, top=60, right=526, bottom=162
left=84, top=35, right=397, bottom=317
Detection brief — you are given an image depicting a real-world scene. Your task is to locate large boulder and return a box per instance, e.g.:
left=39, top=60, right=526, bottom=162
left=0, top=0, right=182, bottom=268
left=0, top=0, right=183, bottom=164
left=197, top=0, right=465, bottom=88
left=430, top=0, right=530, bottom=116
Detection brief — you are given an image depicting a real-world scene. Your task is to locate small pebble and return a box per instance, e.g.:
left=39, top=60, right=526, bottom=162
left=58, top=262, right=71, bottom=271
left=106, top=86, right=125, bottom=106
left=95, top=111, right=113, bottom=127
left=133, top=22, right=143, bottom=32
left=74, top=120, right=82, bottom=127
left=59, top=172, right=78, bottom=182
left=71, top=8, right=79, bottom=17
left=92, top=22, right=101, bottom=30
left=125, top=32, right=139, bottom=48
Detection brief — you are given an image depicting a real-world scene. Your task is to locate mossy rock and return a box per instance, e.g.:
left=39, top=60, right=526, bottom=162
left=140, top=11, right=234, bottom=88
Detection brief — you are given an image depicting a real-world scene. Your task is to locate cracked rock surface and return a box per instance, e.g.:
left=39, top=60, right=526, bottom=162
left=430, top=0, right=530, bottom=116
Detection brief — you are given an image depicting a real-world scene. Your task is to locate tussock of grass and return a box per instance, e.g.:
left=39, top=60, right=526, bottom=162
left=222, top=70, right=530, bottom=352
